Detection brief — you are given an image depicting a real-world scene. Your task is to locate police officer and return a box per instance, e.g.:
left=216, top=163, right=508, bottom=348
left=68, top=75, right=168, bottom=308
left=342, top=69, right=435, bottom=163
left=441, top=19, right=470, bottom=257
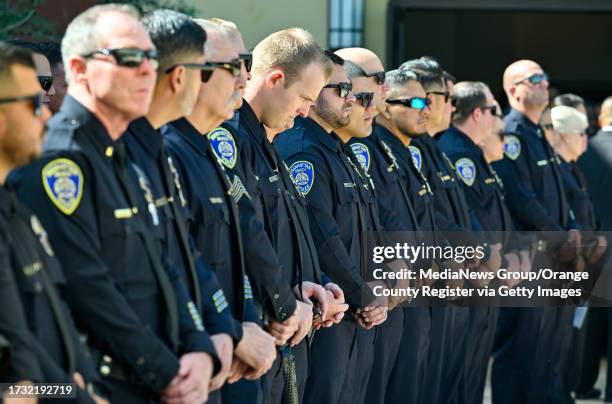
left=438, top=82, right=529, bottom=404
left=162, top=19, right=284, bottom=404
left=334, top=48, right=414, bottom=404
left=374, top=68, right=438, bottom=404
left=222, top=28, right=338, bottom=404
left=9, top=5, right=219, bottom=402
left=401, top=58, right=501, bottom=404
left=491, top=59, right=578, bottom=404
left=276, top=56, right=389, bottom=404
left=122, top=11, right=249, bottom=400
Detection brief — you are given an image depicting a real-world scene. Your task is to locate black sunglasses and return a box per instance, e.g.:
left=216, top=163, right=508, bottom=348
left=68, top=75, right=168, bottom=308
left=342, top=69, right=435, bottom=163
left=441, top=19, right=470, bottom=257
left=239, top=52, right=253, bottom=72
left=0, top=92, right=44, bottom=116
left=38, top=76, right=53, bottom=92
left=386, top=97, right=431, bottom=110
left=354, top=92, right=374, bottom=108
left=205, top=60, right=242, bottom=80
left=165, top=63, right=215, bottom=83
left=323, top=82, right=352, bottom=98
left=364, top=71, right=385, bottom=85
left=514, top=72, right=549, bottom=86
left=480, top=105, right=498, bottom=116
left=427, top=90, right=450, bottom=103
left=82, top=48, right=159, bottom=69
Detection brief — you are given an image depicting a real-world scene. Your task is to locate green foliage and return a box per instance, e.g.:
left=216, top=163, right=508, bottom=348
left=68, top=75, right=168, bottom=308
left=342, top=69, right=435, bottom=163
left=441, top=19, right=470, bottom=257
left=105, top=0, right=197, bottom=16
left=0, top=0, right=58, bottom=41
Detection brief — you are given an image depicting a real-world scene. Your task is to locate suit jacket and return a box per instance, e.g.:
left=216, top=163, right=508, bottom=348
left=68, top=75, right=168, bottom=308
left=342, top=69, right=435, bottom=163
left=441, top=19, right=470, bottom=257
left=579, top=128, right=612, bottom=230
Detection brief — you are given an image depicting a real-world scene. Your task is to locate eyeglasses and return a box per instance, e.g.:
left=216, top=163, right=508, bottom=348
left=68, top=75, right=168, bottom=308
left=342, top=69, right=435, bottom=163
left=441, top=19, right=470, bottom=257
left=204, top=60, right=242, bottom=81
left=165, top=63, right=215, bottom=83
left=364, top=71, right=385, bottom=85
left=38, top=76, right=53, bottom=92
left=427, top=90, right=450, bottom=103
left=386, top=97, right=431, bottom=110
left=354, top=92, right=374, bottom=108
left=541, top=123, right=554, bottom=131
left=323, top=82, right=352, bottom=98
left=480, top=105, right=498, bottom=116
left=239, top=52, right=253, bottom=72
left=0, top=92, right=44, bottom=116
left=82, top=48, right=159, bottom=70
left=514, top=72, right=549, bottom=86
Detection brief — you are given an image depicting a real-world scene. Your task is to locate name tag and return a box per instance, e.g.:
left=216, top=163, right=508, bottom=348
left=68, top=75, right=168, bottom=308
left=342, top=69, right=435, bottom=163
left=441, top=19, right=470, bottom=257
left=155, top=197, right=171, bottom=207
left=268, top=175, right=279, bottom=183
left=114, top=208, right=133, bottom=219
left=485, top=178, right=495, bottom=184
left=418, top=189, right=427, bottom=196
left=537, top=159, right=549, bottom=166
left=344, top=182, right=355, bottom=188
left=440, top=175, right=451, bottom=181
left=209, top=197, right=224, bottom=204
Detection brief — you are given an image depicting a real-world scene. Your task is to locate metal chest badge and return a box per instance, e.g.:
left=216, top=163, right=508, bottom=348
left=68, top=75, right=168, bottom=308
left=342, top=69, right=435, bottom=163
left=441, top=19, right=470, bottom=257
left=42, top=158, right=84, bottom=215
left=350, top=142, right=371, bottom=173
left=504, top=135, right=521, bottom=160
left=208, top=127, right=237, bottom=169
left=289, top=161, right=315, bottom=196
left=409, top=145, right=423, bottom=171
left=455, top=157, right=476, bottom=186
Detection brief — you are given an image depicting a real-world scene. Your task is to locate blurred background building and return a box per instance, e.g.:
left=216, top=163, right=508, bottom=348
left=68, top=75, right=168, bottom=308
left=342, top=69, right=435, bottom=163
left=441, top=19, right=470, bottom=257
left=6, top=0, right=612, bottom=113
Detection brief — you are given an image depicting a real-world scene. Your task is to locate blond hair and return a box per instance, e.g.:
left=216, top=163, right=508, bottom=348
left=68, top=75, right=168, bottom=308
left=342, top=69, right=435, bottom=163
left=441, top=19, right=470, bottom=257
left=252, top=27, right=332, bottom=86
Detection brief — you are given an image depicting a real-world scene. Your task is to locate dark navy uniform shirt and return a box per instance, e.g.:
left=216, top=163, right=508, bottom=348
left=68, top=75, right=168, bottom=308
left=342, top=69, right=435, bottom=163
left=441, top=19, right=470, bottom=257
left=492, top=108, right=570, bottom=232
left=0, top=187, right=98, bottom=402
left=274, top=116, right=376, bottom=309
left=559, top=160, right=598, bottom=234
left=9, top=96, right=218, bottom=393
left=123, top=117, right=240, bottom=343
left=162, top=118, right=264, bottom=327
left=438, top=125, right=514, bottom=244
left=224, top=102, right=323, bottom=315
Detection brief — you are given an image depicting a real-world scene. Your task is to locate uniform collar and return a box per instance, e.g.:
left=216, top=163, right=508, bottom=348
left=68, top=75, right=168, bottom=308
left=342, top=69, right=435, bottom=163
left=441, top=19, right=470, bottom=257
left=445, top=125, right=480, bottom=149
left=58, top=95, right=116, bottom=156
left=374, top=123, right=408, bottom=150
left=298, top=116, right=339, bottom=153
left=126, top=117, right=162, bottom=158
left=506, top=107, right=540, bottom=132
left=166, top=118, right=207, bottom=156
left=237, top=100, right=267, bottom=146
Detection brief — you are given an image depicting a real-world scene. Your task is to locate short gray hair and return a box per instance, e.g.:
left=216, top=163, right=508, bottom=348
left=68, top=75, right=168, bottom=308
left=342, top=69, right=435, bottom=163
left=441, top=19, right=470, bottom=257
left=193, top=18, right=229, bottom=59
left=385, top=68, right=418, bottom=99
left=61, top=4, right=140, bottom=83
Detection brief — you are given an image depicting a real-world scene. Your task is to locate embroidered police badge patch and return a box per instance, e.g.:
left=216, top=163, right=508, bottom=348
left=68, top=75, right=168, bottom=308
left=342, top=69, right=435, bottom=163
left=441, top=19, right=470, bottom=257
left=208, top=127, right=237, bottom=169
left=455, top=157, right=476, bottom=186
left=504, top=135, right=521, bottom=160
left=409, top=145, right=422, bottom=171
left=350, top=142, right=371, bottom=173
left=289, top=161, right=314, bottom=196
left=42, top=158, right=84, bottom=215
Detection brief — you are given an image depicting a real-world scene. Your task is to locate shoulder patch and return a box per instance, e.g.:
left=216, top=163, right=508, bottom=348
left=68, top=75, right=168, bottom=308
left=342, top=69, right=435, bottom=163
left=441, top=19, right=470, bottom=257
left=208, top=127, right=237, bottom=169
left=454, top=157, right=476, bottom=186
left=409, top=145, right=422, bottom=171
left=289, top=161, right=315, bottom=196
left=42, top=158, right=84, bottom=215
left=350, top=142, right=371, bottom=173
left=504, top=135, right=521, bottom=160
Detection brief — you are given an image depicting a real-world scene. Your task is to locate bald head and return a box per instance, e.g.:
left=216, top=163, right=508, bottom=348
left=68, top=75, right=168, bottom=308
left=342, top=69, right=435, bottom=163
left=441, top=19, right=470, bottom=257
left=194, top=19, right=231, bottom=59
left=600, top=96, right=612, bottom=127
left=503, top=60, right=543, bottom=92
left=335, top=47, right=384, bottom=74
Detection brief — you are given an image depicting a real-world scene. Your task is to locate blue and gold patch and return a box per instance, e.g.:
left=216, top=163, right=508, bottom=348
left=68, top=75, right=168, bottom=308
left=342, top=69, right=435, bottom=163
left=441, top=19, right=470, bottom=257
left=208, top=127, right=237, bottom=169
left=350, top=142, right=371, bottom=173
left=504, top=135, right=521, bottom=160
left=409, top=145, right=422, bottom=171
left=42, top=158, right=83, bottom=215
left=455, top=157, right=476, bottom=186
left=289, top=161, right=314, bottom=196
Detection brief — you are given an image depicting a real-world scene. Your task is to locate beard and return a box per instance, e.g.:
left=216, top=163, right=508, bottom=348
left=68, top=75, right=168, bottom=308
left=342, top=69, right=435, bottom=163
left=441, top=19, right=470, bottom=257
left=315, top=96, right=351, bottom=129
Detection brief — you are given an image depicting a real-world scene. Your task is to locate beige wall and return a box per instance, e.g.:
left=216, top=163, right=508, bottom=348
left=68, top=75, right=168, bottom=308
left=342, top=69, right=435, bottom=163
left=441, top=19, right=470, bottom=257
left=194, top=0, right=329, bottom=49
left=364, top=0, right=389, bottom=67
left=194, top=0, right=389, bottom=63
